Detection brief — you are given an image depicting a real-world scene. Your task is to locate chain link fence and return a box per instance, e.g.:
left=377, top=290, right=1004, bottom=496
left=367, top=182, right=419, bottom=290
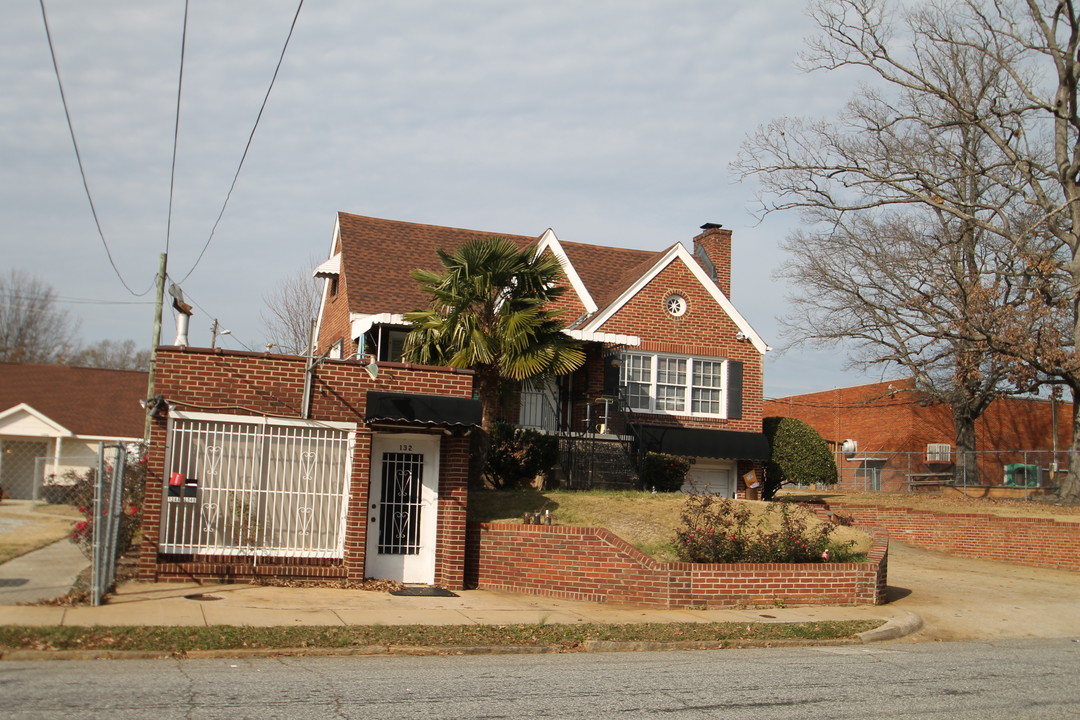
left=833, top=448, right=1074, bottom=494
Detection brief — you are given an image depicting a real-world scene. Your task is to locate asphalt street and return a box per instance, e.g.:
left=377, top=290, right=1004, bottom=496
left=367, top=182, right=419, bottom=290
left=2, top=638, right=1078, bottom=719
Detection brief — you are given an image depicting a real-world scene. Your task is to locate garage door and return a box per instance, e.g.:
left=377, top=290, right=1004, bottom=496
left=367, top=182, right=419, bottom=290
left=681, top=460, right=734, bottom=497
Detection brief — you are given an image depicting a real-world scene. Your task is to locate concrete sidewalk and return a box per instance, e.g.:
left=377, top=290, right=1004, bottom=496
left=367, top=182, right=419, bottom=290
left=0, top=539, right=88, bottom=605
left=0, top=576, right=911, bottom=641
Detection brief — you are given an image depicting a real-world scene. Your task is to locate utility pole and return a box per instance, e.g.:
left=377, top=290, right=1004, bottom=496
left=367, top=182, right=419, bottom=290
left=143, top=253, right=167, bottom=443
left=210, top=318, right=230, bottom=349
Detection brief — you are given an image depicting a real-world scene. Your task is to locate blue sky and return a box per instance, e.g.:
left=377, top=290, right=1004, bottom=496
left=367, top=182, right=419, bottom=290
left=1, top=0, right=885, bottom=397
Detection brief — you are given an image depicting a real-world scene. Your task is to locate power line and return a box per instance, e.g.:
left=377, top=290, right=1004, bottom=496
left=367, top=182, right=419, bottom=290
left=38, top=0, right=156, bottom=298
left=168, top=280, right=255, bottom=352
left=165, top=0, right=190, bottom=257
left=0, top=290, right=154, bottom=306
left=175, top=0, right=305, bottom=285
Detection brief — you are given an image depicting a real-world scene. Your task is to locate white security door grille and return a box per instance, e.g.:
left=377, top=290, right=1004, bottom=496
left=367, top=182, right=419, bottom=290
left=377, top=452, right=425, bottom=554
left=160, top=412, right=354, bottom=559
left=365, top=433, right=440, bottom=583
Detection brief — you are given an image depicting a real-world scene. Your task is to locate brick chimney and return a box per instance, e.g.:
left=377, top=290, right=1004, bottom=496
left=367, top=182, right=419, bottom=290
left=692, top=223, right=732, bottom=297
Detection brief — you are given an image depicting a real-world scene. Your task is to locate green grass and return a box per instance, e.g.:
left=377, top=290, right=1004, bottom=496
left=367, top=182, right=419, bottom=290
left=467, top=489, right=870, bottom=562
left=0, top=620, right=881, bottom=653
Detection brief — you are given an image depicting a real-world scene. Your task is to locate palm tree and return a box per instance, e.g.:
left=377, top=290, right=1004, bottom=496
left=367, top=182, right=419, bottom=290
left=402, top=237, right=585, bottom=479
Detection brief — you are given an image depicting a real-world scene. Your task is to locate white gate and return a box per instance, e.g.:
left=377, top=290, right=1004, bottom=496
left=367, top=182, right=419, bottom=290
left=159, top=411, right=354, bottom=559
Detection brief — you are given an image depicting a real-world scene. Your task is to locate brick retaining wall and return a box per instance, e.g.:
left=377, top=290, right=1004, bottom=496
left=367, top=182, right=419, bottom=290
left=466, top=523, right=888, bottom=608
left=824, top=504, right=1080, bottom=571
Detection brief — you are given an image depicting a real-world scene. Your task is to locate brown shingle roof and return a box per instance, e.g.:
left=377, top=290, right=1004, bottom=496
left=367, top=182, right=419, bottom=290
left=558, top=240, right=665, bottom=310
left=335, top=212, right=667, bottom=317
left=337, top=213, right=538, bottom=315
left=0, top=363, right=147, bottom=439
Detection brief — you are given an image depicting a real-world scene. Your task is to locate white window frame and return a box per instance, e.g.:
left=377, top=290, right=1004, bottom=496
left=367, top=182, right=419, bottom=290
left=620, top=351, right=728, bottom=418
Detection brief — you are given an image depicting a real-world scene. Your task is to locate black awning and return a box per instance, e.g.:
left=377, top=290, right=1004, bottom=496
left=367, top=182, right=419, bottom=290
left=365, top=391, right=482, bottom=429
left=634, top=425, right=771, bottom=461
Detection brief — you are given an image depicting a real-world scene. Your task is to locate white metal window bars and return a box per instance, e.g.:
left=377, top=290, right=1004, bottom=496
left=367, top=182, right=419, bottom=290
left=160, top=411, right=355, bottom=560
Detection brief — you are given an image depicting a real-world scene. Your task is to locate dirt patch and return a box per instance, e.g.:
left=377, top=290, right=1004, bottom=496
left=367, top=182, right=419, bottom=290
left=0, top=501, right=78, bottom=564
left=781, top=490, right=1080, bottom=523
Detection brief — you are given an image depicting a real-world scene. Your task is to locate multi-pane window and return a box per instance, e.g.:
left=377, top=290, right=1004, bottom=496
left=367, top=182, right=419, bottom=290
left=655, top=357, right=687, bottom=411
left=621, top=352, right=727, bottom=417
left=692, top=359, right=723, bottom=414
left=624, top=353, right=653, bottom=410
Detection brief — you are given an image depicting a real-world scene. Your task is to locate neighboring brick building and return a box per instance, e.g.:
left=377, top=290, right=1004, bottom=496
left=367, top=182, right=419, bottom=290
left=764, top=379, right=1072, bottom=492
left=313, top=213, right=771, bottom=498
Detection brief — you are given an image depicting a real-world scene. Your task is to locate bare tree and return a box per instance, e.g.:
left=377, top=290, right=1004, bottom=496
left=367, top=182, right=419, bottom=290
left=733, top=0, right=1080, bottom=499
left=0, top=269, right=79, bottom=364
left=260, top=261, right=321, bottom=356
left=66, top=339, right=151, bottom=371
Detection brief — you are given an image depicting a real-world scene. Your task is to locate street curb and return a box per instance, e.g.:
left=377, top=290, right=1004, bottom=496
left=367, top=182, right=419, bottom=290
left=0, top=636, right=873, bottom=661
left=858, top=611, right=923, bottom=643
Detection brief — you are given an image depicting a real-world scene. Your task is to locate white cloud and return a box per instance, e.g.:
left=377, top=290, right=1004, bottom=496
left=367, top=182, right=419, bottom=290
left=0, top=0, right=871, bottom=393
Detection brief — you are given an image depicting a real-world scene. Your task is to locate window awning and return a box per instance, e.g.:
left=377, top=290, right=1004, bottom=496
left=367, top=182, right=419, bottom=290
left=633, top=425, right=771, bottom=461
left=313, top=253, right=341, bottom=279
left=365, top=391, right=481, bottom=429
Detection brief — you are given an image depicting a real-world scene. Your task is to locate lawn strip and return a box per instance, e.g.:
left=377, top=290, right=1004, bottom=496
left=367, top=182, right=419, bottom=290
left=0, top=620, right=879, bottom=653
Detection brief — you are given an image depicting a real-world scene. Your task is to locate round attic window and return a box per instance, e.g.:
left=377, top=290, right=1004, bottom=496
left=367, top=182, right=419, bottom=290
left=664, top=293, right=687, bottom=317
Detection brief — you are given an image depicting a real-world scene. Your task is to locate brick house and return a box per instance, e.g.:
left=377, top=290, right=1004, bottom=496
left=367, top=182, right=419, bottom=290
left=138, top=213, right=771, bottom=588
left=313, top=213, right=771, bottom=497
left=0, top=363, right=145, bottom=500
left=764, top=379, right=1072, bottom=492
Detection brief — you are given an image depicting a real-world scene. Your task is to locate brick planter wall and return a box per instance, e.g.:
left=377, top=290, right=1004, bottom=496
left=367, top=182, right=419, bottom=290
left=825, top=504, right=1080, bottom=572
left=466, top=523, right=888, bottom=608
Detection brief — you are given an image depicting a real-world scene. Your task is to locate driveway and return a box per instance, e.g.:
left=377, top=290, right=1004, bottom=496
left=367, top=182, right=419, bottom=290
left=884, top=541, right=1080, bottom=641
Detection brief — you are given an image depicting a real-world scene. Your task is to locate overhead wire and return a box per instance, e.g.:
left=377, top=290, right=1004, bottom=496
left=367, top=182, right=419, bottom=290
left=174, top=0, right=305, bottom=285
left=0, top=290, right=154, bottom=306
left=168, top=279, right=255, bottom=352
left=38, top=0, right=156, bottom=297
left=165, top=0, right=191, bottom=257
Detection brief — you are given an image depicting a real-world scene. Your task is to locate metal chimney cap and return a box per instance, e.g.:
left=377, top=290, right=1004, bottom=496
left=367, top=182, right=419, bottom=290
left=700, top=222, right=723, bottom=230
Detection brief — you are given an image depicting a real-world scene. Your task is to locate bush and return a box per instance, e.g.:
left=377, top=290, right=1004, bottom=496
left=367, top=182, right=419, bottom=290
left=67, top=451, right=146, bottom=561
left=762, top=416, right=837, bottom=500
left=641, top=452, right=691, bottom=492
left=484, top=422, right=560, bottom=489
left=672, top=494, right=859, bottom=563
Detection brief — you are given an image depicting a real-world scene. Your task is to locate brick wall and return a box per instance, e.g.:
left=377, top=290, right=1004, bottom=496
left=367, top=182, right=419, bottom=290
left=315, top=234, right=358, bottom=358
left=140, top=347, right=474, bottom=586
left=823, top=504, right=1080, bottom=571
left=466, top=523, right=888, bottom=608
left=596, top=260, right=764, bottom=434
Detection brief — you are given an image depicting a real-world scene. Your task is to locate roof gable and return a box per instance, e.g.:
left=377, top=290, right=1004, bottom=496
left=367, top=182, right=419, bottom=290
left=533, top=229, right=597, bottom=314
left=581, top=243, right=769, bottom=354
left=0, top=403, right=72, bottom=437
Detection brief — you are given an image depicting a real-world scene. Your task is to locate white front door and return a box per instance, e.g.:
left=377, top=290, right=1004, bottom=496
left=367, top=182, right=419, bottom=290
left=682, top=459, right=735, bottom=497
left=365, top=433, right=440, bottom=583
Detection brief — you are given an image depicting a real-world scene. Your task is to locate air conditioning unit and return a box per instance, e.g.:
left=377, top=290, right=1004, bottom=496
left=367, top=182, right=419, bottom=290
left=926, top=443, right=952, bottom=463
